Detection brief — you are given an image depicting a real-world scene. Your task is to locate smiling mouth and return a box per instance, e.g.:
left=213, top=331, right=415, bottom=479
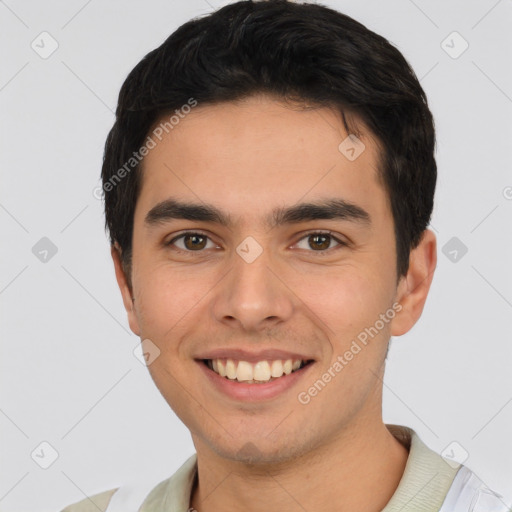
left=201, top=358, right=314, bottom=384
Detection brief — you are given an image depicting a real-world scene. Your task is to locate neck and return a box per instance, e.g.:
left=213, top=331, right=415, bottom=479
left=190, top=421, right=409, bottom=512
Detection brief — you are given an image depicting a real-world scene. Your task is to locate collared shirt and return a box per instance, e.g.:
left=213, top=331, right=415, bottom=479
left=60, top=424, right=462, bottom=512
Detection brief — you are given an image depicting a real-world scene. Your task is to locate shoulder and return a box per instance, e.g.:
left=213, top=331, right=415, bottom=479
left=440, top=464, right=511, bottom=512
left=57, top=455, right=197, bottom=512
left=59, top=488, right=118, bottom=512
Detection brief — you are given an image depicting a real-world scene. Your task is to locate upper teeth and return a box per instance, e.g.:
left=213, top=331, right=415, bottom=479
left=208, top=358, right=305, bottom=383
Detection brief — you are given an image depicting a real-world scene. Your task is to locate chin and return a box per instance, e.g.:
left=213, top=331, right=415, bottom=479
left=201, top=430, right=314, bottom=467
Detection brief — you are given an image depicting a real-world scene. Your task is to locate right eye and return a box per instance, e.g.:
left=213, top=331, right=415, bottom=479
left=166, top=231, right=218, bottom=253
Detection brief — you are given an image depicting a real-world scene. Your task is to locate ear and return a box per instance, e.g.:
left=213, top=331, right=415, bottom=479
left=111, top=243, right=141, bottom=336
left=391, top=229, right=437, bottom=336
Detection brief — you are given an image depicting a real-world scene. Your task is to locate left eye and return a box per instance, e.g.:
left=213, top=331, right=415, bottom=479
left=295, top=232, right=345, bottom=252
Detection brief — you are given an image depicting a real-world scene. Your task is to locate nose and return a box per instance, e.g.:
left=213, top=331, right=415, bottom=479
left=211, top=244, right=295, bottom=332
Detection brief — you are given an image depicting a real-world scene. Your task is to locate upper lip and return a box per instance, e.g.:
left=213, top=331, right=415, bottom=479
left=194, top=348, right=316, bottom=363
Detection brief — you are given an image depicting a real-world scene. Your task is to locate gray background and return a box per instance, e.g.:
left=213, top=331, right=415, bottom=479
left=1, top=0, right=511, bottom=510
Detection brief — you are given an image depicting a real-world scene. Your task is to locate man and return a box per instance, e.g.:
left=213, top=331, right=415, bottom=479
left=61, top=1, right=509, bottom=510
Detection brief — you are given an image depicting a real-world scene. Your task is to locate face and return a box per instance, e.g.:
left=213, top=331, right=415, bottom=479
left=113, top=94, right=434, bottom=464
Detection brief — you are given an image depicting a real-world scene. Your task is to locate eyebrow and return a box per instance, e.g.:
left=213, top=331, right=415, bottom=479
left=144, top=197, right=371, bottom=230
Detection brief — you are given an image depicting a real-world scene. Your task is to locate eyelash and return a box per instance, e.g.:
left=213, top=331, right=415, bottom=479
left=166, top=230, right=347, bottom=256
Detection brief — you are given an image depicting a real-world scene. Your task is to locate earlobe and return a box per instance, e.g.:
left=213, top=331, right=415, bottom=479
left=111, top=243, right=141, bottom=336
left=390, top=229, right=437, bottom=337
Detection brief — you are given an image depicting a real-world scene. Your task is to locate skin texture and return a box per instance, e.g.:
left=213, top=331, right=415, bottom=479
left=112, top=94, right=437, bottom=512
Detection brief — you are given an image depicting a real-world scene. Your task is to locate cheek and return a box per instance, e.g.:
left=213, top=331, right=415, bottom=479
left=292, top=265, right=391, bottom=340
left=133, top=262, right=210, bottom=344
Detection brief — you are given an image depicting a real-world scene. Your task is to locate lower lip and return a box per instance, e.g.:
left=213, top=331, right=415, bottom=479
left=196, top=360, right=315, bottom=402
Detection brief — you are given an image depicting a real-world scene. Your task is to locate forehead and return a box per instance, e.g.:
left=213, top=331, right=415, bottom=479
left=135, top=95, right=388, bottom=228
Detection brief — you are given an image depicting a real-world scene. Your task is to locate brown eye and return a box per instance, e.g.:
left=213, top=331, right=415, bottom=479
left=183, top=234, right=207, bottom=250
left=168, top=232, right=215, bottom=252
left=308, top=233, right=331, bottom=250
left=295, top=232, right=346, bottom=252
